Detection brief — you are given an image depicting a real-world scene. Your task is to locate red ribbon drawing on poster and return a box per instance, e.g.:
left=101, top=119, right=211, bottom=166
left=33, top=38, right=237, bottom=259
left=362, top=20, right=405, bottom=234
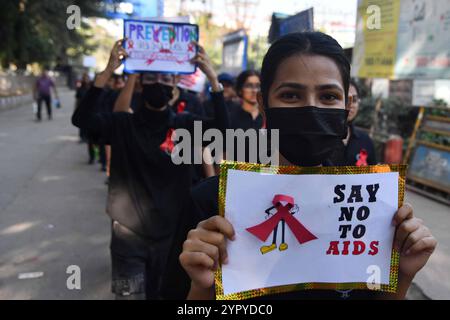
left=246, top=194, right=317, bottom=244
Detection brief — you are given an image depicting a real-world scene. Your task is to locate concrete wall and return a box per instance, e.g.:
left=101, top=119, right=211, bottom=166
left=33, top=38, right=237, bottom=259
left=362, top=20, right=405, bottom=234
left=0, top=73, right=66, bottom=111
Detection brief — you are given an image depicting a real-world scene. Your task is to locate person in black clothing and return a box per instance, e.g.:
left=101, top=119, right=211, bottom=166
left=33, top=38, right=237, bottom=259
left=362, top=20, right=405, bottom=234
left=226, top=70, right=264, bottom=163
left=202, top=73, right=241, bottom=176
left=96, top=74, right=125, bottom=175
left=341, top=79, right=377, bottom=166
left=229, top=70, right=263, bottom=130
left=166, top=74, right=207, bottom=185
left=204, top=73, right=239, bottom=117
left=170, top=75, right=206, bottom=117
left=75, top=73, right=94, bottom=161
left=72, top=39, right=229, bottom=299
left=170, top=32, right=436, bottom=300
left=129, top=74, right=143, bottom=113
left=95, top=75, right=115, bottom=172
left=218, top=73, right=238, bottom=104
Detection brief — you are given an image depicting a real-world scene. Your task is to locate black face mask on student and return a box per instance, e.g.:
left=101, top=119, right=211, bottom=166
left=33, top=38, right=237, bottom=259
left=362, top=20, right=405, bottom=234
left=141, top=83, right=173, bottom=109
left=265, top=106, right=348, bottom=166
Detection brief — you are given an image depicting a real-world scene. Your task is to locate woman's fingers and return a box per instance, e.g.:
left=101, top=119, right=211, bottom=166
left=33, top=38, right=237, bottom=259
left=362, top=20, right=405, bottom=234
left=191, top=41, right=205, bottom=54
left=179, top=216, right=236, bottom=291
left=187, top=227, right=229, bottom=264
left=394, top=217, right=422, bottom=251
left=116, top=37, right=128, bottom=47
left=112, top=38, right=129, bottom=59
left=199, top=216, right=236, bottom=241
left=118, top=50, right=129, bottom=60
left=191, top=53, right=206, bottom=63
left=402, top=225, right=431, bottom=254
left=179, top=251, right=215, bottom=270
left=183, top=239, right=220, bottom=268
left=392, top=203, right=414, bottom=226
left=405, top=236, right=437, bottom=256
left=190, top=55, right=202, bottom=64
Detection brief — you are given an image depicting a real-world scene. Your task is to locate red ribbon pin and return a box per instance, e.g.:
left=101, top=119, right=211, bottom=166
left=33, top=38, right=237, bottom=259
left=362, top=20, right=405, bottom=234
left=356, top=149, right=368, bottom=166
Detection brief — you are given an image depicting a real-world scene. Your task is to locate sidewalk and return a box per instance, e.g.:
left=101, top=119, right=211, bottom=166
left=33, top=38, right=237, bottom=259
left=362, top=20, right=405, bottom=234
left=405, top=191, right=450, bottom=299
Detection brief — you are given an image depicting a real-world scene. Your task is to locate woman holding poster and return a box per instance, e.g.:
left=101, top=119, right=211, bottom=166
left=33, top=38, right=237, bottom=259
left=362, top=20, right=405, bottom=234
left=175, top=32, right=437, bottom=300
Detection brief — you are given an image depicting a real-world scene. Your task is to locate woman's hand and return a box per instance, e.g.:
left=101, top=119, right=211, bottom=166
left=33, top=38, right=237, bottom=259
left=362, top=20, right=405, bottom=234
left=393, top=203, right=437, bottom=280
left=95, top=39, right=128, bottom=88
left=190, top=43, right=221, bottom=92
left=106, top=38, right=129, bottom=73
left=179, top=216, right=235, bottom=298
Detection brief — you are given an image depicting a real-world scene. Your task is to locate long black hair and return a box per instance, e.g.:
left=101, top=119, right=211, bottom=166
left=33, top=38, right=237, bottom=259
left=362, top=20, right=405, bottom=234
left=260, top=32, right=351, bottom=108
left=349, top=78, right=361, bottom=97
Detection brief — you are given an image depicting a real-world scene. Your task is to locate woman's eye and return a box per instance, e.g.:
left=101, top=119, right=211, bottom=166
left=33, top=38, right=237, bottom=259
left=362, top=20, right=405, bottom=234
left=321, top=93, right=339, bottom=102
left=280, top=92, right=301, bottom=101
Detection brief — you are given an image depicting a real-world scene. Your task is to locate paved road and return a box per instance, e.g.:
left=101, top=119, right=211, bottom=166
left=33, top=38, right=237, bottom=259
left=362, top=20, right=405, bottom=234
left=0, top=88, right=448, bottom=299
left=0, top=88, right=113, bottom=299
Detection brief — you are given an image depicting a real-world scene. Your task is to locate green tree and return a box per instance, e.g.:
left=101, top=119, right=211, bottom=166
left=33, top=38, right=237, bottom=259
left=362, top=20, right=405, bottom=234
left=184, top=12, right=231, bottom=70
left=247, top=36, right=269, bottom=71
left=0, top=0, right=120, bottom=69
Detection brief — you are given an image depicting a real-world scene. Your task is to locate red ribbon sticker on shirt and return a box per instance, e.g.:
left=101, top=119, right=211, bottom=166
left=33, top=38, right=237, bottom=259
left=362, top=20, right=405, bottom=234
left=246, top=195, right=317, bottom=253
left=356, top=149, right=368, bottom=166
left=159, top=101, right=186, bottom=154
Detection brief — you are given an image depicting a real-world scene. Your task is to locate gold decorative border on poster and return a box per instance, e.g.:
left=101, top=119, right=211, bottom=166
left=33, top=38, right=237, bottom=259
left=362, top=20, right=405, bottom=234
left=215, top=161, right=406, bottom=300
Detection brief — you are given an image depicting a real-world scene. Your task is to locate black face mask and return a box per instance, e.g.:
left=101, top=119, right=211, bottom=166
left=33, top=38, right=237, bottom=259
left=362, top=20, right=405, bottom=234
left=266, top=106, right=348, bottom=166
left=141, top=83, right=173, bottom=109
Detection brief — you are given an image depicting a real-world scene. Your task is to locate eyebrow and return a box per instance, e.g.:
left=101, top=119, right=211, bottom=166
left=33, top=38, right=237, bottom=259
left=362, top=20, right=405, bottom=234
left=275, top=82, right=344, bottom=93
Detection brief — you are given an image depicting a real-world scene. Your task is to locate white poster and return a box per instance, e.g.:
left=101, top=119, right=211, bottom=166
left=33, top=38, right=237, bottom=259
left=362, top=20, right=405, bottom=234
left=219, top=167, right=401, bottom=298
left=123, top=19, right=199, bottom=74
left=412, top=80, right=435, bottom=106
left=178, top=68, right=207, bottom=93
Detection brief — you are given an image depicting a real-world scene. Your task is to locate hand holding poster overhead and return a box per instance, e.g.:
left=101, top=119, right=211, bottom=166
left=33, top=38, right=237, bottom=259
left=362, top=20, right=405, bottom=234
left=216, top=162, right=406, bottom=300
left=123, top=19, right=199, bottom=74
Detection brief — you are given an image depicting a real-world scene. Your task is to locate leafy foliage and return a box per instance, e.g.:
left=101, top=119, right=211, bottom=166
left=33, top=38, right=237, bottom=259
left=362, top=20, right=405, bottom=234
left=0, top=0, right=120, bottom=69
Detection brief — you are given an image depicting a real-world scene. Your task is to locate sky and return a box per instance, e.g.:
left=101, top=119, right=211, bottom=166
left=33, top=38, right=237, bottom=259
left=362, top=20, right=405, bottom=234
left=167, top=0, right=359, bottom=47
left=97, top=0, right=359, bottom=48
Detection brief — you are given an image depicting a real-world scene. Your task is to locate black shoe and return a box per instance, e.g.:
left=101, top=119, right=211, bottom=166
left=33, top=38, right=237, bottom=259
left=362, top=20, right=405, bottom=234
left=104, top=177, right=110, bottom=185
left=88, top=159, right=94, bottom=165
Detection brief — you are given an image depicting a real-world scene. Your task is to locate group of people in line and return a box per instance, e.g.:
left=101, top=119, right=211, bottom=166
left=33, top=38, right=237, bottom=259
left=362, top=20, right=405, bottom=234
left=71, top=31, right=436, bottom=300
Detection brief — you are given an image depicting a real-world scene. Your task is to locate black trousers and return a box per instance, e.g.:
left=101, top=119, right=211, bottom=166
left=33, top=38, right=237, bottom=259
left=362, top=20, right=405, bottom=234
left=98, top=143, right=107, bottom=169
left=110, top=221, right=171, bottom=300
left=88, top=140, right=95, bottom=162
left=37, top=94, right=52, bottom=119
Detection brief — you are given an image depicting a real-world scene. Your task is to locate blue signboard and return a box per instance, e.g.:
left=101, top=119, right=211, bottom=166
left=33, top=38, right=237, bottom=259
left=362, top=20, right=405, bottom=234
left=269, top=8, right=314, bottom=43
left=222, top=29, right=248, bottom=76
left=409, top=143, right=450, bottom=193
